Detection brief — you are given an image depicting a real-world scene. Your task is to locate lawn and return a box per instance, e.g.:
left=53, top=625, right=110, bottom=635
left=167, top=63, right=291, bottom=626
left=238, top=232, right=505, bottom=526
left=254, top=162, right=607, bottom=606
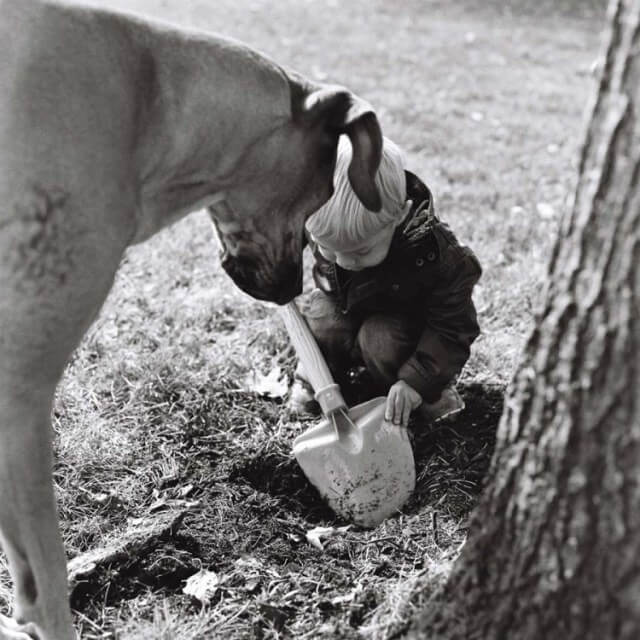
left=0, top=0, right=607, bottom=638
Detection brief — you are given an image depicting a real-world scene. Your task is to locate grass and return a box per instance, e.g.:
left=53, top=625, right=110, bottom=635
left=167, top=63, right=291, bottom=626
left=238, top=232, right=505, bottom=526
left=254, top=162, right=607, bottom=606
left=0, top=0, right=607, bottom=638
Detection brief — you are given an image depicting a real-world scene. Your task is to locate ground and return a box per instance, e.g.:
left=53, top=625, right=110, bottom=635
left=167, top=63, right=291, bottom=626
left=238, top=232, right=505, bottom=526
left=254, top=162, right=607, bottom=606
left=0, top=0, right=606, bottom=638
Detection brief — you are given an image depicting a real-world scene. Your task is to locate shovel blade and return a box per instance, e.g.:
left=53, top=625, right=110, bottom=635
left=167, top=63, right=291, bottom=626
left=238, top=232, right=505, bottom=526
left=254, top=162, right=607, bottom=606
left=293, top=398, right=415, bottom=527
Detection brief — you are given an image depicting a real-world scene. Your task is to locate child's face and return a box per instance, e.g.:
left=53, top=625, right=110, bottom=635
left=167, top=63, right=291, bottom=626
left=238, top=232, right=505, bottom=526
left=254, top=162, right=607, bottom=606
left=312, top=222, right=398, bottom=271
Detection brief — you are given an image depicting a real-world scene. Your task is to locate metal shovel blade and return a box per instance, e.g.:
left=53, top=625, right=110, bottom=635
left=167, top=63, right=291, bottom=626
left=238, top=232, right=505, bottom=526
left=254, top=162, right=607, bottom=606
left=293, top=397, right=415, bottom=527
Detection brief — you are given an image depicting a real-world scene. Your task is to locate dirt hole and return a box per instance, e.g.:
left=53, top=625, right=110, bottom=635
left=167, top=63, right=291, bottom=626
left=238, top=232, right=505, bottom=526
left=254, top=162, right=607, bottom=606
left=228, top=450, right=336, bottom=521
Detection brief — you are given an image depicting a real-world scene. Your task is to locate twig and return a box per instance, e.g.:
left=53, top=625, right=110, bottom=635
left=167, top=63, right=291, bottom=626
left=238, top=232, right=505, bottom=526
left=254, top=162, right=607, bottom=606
left=67, top=509, right=187, bottom=585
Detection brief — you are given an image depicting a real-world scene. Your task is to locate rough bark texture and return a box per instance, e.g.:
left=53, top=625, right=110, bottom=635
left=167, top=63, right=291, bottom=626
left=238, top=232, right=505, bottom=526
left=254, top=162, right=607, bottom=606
left=411, top=1, right=640, bottom=638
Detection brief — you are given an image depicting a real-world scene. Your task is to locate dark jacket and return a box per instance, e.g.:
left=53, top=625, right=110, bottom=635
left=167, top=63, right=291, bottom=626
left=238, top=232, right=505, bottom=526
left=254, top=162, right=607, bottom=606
left=309, top=171, right=482, bottom=401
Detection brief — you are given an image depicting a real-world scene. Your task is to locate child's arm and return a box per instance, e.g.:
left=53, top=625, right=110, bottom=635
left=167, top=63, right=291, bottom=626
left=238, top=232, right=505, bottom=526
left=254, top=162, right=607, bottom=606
left=397, top=249, right=482, bottom=406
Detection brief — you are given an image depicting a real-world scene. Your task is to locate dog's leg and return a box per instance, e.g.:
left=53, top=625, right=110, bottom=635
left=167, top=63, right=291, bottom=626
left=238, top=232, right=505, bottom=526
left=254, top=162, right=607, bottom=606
left=0, top=616, right=39, bottom=640
left=0, top=280, right=127, bottom=639
left=0, top=387, right=74, bottom=640
left=0, top=176, right=136, bottom=639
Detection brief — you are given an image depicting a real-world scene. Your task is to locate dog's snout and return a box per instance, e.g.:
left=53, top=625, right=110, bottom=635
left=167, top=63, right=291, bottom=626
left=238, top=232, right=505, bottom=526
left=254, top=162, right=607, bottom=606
left=272, top=263, right=303, bottom=304
left=221, top=254, right=302, bottom=304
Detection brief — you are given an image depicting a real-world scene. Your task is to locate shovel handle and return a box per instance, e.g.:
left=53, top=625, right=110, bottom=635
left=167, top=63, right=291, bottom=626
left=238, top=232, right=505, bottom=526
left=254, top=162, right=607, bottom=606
left=280, top=302, right=347, bottom=414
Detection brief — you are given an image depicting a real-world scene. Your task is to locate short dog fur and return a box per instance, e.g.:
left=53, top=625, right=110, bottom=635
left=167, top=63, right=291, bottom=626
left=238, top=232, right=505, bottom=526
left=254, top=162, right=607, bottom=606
left=0, top=1, right=382, bottom=637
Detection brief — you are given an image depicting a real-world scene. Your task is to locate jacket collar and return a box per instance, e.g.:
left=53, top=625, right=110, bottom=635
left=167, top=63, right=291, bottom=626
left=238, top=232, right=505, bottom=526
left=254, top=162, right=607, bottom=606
left=390, top=171, right=435, bottom=254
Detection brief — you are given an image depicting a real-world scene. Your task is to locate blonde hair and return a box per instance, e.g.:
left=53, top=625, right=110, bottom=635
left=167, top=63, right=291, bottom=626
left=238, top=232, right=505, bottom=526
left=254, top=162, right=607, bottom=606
left=306, top=136, right=407, bottom=247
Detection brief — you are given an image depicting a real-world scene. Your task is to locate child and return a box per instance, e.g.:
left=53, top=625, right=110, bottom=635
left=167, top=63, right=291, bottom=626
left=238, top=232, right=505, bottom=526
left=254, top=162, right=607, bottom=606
left=290, top=137, right=482, bottom=428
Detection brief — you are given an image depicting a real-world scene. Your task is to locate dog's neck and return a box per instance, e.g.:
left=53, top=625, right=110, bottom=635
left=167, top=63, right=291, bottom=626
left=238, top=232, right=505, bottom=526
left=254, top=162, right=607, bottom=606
left=125, top=19, right=292, bottom=242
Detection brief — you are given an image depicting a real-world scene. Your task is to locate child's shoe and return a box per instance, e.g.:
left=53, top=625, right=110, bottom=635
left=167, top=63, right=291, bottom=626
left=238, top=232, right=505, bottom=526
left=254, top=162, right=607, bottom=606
left=288, top=376, right=320, bottom=416
left=419, top=385, right=465, bottom=423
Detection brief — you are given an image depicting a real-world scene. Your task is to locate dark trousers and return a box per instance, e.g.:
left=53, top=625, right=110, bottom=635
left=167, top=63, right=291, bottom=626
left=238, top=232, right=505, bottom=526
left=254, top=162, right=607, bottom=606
left=300, top=289, right=423, bottom=395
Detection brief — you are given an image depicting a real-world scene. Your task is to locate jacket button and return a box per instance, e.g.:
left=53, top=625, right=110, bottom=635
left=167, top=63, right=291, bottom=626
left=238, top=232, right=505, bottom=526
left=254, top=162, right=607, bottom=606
left=427, top=251, right=437, bottom=262
left=416, top=257, right=425, bottom=267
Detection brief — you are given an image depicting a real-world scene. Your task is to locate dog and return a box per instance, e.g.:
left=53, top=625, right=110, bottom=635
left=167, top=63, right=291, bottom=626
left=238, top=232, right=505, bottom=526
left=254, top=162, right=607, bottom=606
left=0, top=1, right=383, bottom=637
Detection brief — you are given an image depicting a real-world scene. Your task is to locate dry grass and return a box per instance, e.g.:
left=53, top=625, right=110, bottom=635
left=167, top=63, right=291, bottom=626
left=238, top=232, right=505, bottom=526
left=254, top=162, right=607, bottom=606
left=0, top=0, right=607, bottom=638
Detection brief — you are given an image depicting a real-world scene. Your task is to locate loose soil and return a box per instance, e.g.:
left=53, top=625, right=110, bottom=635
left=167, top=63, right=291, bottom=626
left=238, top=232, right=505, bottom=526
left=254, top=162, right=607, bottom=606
left=68, top=381, right=504, bottom=639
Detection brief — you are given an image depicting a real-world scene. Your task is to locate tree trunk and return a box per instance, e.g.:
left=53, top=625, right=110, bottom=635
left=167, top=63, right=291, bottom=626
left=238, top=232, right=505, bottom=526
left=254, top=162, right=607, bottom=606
left=410, top=1, right=640, bottom=638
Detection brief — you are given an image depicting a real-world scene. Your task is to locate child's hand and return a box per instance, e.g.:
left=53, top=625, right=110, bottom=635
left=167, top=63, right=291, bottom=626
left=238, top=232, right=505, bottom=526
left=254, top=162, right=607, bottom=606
left=385, top=380, right=422, bottom=427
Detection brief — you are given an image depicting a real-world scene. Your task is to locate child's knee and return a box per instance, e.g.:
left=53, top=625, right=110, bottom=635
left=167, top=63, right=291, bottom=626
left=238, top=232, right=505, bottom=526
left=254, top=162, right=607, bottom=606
left=358, top=315, right=392, bottom=359
left=357, top=314, right=417, bottom=379
left=300, top=289, right=357, bottom=367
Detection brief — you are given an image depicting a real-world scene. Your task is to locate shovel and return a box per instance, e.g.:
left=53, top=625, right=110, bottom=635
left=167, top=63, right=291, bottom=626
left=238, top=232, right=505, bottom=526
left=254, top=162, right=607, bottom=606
left=281, top=301, right=415, bottom=527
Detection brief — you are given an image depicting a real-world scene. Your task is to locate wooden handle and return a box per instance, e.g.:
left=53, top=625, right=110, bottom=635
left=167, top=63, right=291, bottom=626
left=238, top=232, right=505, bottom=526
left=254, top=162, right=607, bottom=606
left=280, top=302, right=336, bottom=391
left=281, top=302, right=347, bottom=415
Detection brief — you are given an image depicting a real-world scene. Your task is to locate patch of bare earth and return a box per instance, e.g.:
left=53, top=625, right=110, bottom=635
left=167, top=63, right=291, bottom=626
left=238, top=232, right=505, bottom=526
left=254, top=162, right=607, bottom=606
left=67, top=376, right=503, bottom=639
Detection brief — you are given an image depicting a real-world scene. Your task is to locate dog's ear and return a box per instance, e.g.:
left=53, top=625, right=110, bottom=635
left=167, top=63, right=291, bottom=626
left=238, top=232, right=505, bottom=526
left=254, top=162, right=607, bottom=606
left=294, top=83, right=383, bottom=212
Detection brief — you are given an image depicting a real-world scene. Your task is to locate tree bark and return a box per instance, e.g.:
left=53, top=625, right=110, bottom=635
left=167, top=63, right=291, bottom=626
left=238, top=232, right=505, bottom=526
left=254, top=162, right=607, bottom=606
left=410, top=1, right=640, bottom=638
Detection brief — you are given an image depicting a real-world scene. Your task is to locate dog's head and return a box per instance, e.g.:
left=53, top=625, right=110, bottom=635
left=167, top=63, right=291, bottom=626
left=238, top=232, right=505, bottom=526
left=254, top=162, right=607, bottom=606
left=209, top=77, right=382, bottom=304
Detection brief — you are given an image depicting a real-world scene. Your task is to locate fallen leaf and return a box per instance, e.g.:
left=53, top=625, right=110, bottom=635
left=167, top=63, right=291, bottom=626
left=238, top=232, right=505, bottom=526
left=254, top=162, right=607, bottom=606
left=536, top=202, right=555, bottom=219
left=234, top=556, right=262, bottom=570
left=149, top=497, right=168, bottom=512
left=244, top=578, right=262, bottom=594
left=331, top=591, right=357, bottom=605
left=183, top=569, right=220, bottom=605
left=305, top=525, right=351, bottom=551
left=243, top=366, right=288, bottom=398
left=178, top=484, right=194, bottom=498
left=235, top=556, right=280, bottom=578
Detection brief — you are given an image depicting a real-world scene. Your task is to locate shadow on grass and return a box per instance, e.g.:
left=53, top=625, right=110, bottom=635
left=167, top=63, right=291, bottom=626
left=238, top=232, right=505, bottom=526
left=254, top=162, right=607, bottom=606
left=408, top=382, right=505, bottom=519
left=230, top=381, right=505, bottom=524
left=228, top=448, right=337, bottom=523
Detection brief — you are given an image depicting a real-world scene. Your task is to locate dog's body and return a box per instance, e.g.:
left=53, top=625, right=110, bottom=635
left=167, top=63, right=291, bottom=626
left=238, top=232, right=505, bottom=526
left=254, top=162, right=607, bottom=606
left=0, top=1, right=382, bottom=637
